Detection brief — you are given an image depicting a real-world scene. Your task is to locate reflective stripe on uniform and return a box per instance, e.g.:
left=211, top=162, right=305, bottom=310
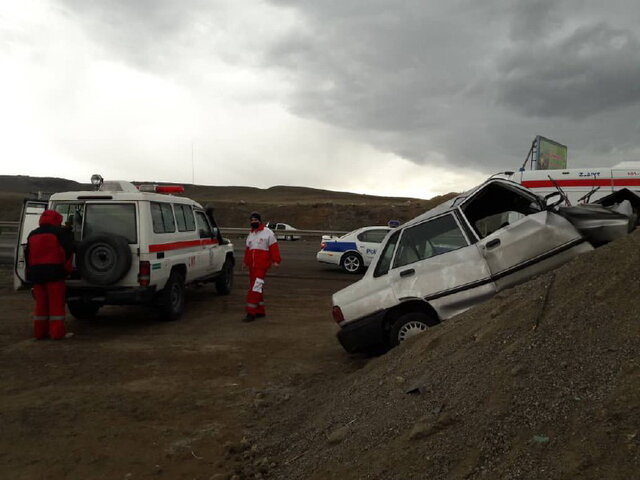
left=49, top=315, right=65, bottom=320
left=32, top=316, right=49, bottom=321
left=246, top=303, right=259, bottom=308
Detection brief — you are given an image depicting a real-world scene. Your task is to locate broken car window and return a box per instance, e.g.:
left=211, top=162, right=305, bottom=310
left=392, top=214, right=468, bottom=269
left=462, top=183, right=541, bottom=238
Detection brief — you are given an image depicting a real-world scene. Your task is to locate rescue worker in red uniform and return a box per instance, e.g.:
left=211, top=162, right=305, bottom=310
left=25, top=209, right=74, bottom=340
left=243, top=212, right=281, bottom=322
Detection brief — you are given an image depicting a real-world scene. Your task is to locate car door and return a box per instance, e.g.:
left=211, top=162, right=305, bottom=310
left=461, top=181, right=590, bottom=291
left=14, top=200, right=48, bottom=289
left=356, top=228, right=389, bottom=266
left=194, top=210, right=225, bottom=275
left=389, top=213, right=496, bottom=320
left=475, top=211, right=588, bottom=290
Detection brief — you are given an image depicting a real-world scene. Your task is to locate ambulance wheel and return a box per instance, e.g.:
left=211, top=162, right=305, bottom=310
left=158, top=271, right=185, bottom=321
left=341, top=252, right=363, bottom=274
left=67, top=300, right=101, bottom=320
left=77, top=234, right=131, bottom=285
left=215, top=258, right=234, bottom=295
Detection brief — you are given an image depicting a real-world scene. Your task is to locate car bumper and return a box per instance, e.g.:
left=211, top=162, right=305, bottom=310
left=67, top=286, right=157, bottom=305
left=316, top=250, right=341, bottom=265
left=336, top=310, right=387, bottom=354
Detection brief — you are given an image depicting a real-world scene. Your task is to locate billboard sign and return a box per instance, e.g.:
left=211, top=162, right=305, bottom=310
left=536, top=136, right=567, bottom=170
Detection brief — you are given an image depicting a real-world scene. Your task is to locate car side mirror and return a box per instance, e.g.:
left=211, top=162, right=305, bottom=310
left=544, top=191, right=565, bottom=209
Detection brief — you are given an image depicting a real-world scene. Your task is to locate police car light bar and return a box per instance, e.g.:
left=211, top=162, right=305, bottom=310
left=138, top=184, right=185, bottom=194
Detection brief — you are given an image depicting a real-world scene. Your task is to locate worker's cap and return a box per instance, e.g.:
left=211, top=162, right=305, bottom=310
left=249, top=212, right=262, bottom=222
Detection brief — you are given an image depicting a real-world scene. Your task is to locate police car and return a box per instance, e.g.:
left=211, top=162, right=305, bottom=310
left=267, top=222, right=301, bottom=241
left=14, top=175, right=235, bottom=321
left=316, top=226, right=391, bottom=273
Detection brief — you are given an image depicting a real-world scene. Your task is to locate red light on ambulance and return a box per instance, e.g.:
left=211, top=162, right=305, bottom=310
left=138, top=184, right=185, bottom=194
left=156, top=185, right=184, bottom=193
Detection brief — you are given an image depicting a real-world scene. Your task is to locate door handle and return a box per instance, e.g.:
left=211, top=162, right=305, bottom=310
left=486, top=238, right=501, bottom=249
left=400, top=268, right=415, bottom=278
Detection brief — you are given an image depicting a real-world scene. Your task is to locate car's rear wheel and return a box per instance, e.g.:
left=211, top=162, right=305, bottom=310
left=67, top=300, right=101, bottom=320
left=215, top=258, right=234, bottom=295
left=341, top=252, right=363, bottom=274
left=285, top=235, right=292, bottom=241
left=157, top=271, right=185, bottom=321
left=389, top=312, right=438, bottom=347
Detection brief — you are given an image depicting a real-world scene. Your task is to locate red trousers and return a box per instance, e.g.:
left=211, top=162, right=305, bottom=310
left=246, top=268, right=267, bottom=315
left=33, top=281, right=66, bottom=340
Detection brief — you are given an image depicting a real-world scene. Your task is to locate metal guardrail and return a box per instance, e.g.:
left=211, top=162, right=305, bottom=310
left=0, top=222, right=346, bottom=264
left=0, top=222, right=345, bottom=236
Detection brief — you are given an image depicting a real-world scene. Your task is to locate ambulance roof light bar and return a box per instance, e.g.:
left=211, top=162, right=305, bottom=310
left=138, top=184, right=185, bottom=194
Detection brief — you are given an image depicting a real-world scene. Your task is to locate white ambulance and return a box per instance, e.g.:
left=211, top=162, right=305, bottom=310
left=14, top=176, right=235, bottom=321
left=508, top=162, right=640, bottom=205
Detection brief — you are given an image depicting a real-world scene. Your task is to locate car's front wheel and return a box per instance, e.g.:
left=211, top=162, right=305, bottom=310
left=389, top=312, right=438, bottom=347
left=157, top=271, right=185, bottom=321
left=215, top=258, right=234, bottom=295
left=341, top=252, right=363, bottom=274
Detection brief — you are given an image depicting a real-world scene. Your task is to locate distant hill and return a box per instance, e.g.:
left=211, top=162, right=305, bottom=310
left=0, top=175, right=457, bottom=230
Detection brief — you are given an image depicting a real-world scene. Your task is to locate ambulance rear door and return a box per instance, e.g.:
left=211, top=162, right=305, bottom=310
left=14, top=200, right=48, bottom=290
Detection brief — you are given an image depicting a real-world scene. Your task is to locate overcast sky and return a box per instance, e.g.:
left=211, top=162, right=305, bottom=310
left=2, top=0, right=640, bottom=199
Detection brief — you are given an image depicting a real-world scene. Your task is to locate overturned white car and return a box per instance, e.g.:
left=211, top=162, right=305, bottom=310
left=331, top=178, right=635, bottom=354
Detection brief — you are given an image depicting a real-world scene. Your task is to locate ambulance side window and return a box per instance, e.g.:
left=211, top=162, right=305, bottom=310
left=173, top=204, right=196, bottom=232
left=194, top=211, right=213, bottom=239
left=151, top=202, right=176, bottom=234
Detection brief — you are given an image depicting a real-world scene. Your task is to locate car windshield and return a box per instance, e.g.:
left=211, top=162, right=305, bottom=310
left=83, top=203, right=137, bottom=244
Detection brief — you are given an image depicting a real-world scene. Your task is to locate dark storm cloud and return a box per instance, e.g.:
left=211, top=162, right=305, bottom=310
left=263, top=0, right=640, bottom=169
left=497, top=22, right=640, bottom=118
left=54, top=0, right=640, bottom=171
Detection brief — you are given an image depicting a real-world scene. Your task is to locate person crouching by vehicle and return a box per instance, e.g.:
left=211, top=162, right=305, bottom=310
left=242, top=212, right=281, bottom=322
left=25, top=209, right=74, bottom=340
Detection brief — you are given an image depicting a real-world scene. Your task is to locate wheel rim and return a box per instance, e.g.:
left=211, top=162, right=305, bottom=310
left=87, top=243, right=116, bottom=273
left=397, top=321, right=428, bottom=342
left=343, top=255, right=361, bottom=272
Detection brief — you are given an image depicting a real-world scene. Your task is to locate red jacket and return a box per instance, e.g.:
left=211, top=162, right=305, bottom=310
left=244, top=224, right=281, bottom=270
left=26, top=210, right=74, bottom=284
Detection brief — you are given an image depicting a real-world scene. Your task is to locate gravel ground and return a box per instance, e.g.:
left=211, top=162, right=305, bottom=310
left=241, top=231, right=640, bottom=480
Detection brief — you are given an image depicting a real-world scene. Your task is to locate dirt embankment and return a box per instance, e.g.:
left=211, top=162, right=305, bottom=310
left=236, top=232, right=640, bottom=480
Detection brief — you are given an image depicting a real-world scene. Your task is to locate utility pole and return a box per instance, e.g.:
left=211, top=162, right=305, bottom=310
left=191, top=140, right=195, bottom=185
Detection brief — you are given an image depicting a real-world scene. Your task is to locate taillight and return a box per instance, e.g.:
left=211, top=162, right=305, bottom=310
left=332, top=306, right=344, bottom=324
left=138, top=261, right=151, bottom=286
left=320, top=242, right=326, bottom=250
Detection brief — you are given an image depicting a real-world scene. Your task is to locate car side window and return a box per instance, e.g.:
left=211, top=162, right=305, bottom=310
left=194, top=211, right=213, bottom=239
left=392, top=214, right=468, bottom=269
left=374, top=230, right=400, bottom=277
left=358, top=229, right=389, bottom=243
